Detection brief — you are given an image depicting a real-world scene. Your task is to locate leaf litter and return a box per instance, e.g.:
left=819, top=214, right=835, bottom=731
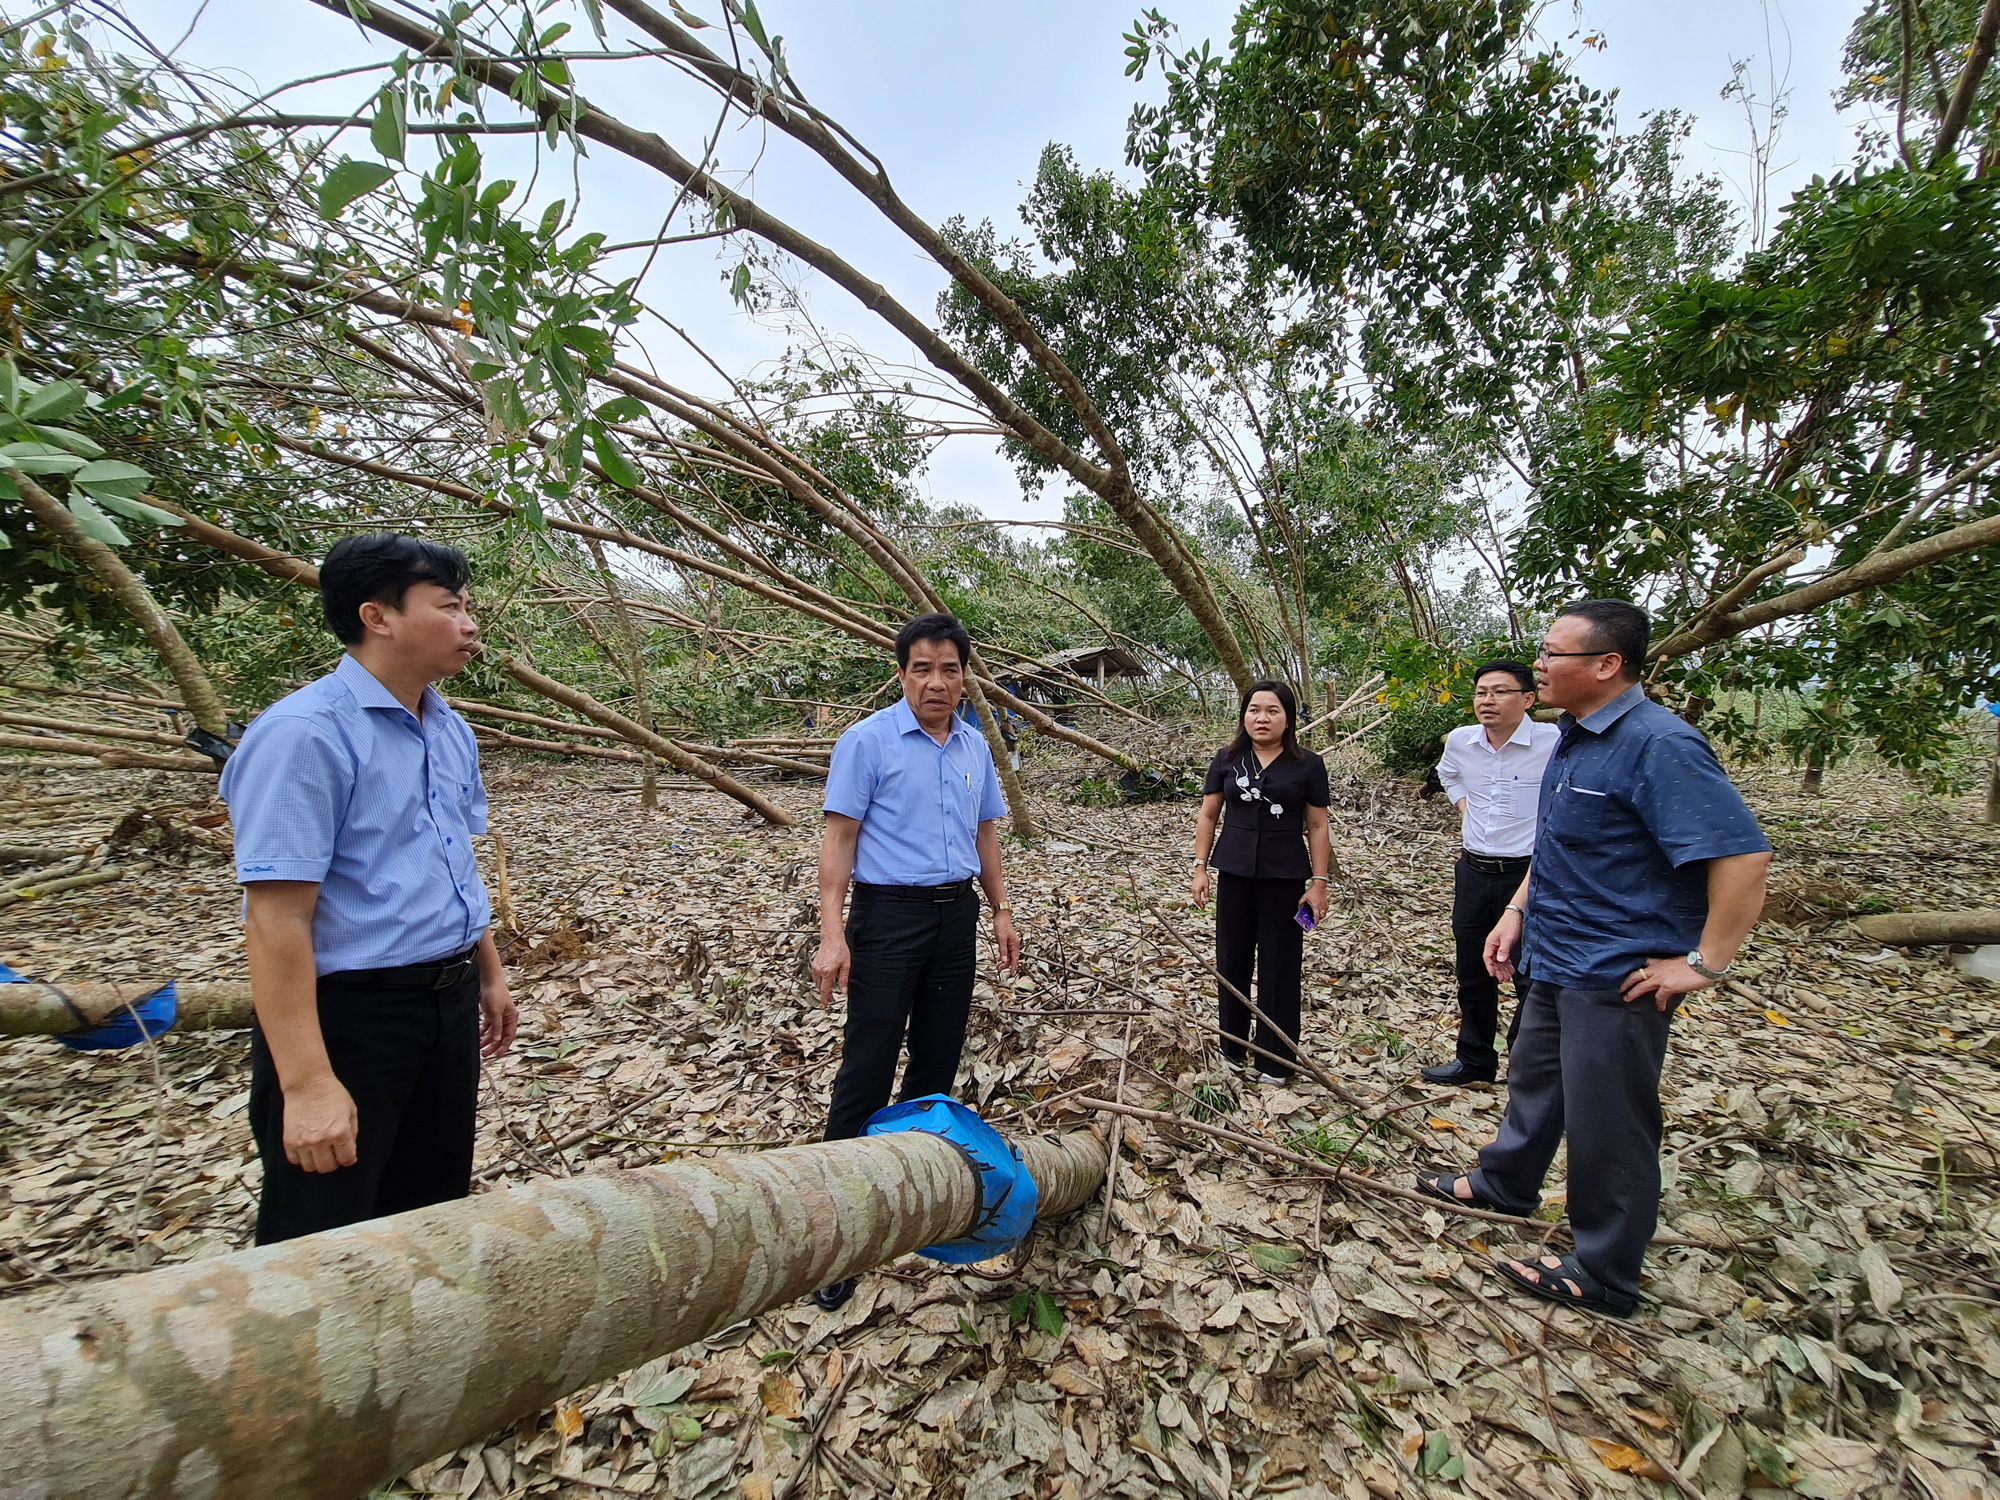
left=2, top=746, right=1998, bottom=1500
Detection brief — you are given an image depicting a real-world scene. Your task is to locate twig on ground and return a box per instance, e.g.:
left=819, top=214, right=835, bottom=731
left=1077, top=1097, right=1722, bottom=1250
left=1098, top=1012, right=1136, bottom=1245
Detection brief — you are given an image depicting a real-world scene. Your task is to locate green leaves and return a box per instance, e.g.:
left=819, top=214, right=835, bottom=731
left=591, top=425, right=643, bottom=489
left=317, top=157, right=397, bottom=219
left=1418, top=1430, right=1465, bottom=1481
left=1006, top=1289, right=1064, bottom=1337
left=63, top=493, right=130, bottom=546
left=70, top=459, right=150, bottom=499
left=369, top=84, right=407, bottom=163
left=20, top=380, right=87, bottom=425
left=1248, top=1243, right=1305, bottom=1275
left=0, top=441, right=87, bottom=475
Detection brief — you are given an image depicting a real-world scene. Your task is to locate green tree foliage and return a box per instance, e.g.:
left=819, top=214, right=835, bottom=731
left=1138, top=0, right=1999, bottom=782
left=1127, top=0, right=1615, bottom=437
left=1517, top=159, right=2000, bottom=776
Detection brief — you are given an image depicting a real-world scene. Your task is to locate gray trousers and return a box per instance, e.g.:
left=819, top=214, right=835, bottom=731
left=1468, top=979, right=1677, bottom=1304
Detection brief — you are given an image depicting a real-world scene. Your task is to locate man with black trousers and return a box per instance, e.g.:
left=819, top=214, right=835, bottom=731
left=1416, top=601, right=1770, bottom=1317
left=1420, top=661, right=1558, bottom=1086
left=810, top=613, right=1021, bottom=1309
left=220, top=534, right=518, bottom=1244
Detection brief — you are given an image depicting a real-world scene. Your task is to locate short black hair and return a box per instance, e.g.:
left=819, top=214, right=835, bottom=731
left=895, top=612, right=972, bottom=670
left=1558, top=599, right=1648, bottom=682
left=1472, top=660, right=1535, bottom=694
left=320, top=533, right=472, bottom=645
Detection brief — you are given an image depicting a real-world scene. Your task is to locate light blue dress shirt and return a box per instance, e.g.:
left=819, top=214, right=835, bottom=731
left=219, top=654, right=492, bottom=975
left=824, top=697, right=1007, bottom=885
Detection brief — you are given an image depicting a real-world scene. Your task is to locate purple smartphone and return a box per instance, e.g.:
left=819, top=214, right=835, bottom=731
left=1294, top=904, right=1316, bottom=933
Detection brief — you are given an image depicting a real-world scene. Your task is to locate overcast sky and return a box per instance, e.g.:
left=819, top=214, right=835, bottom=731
left=109, top=0, right=1872, bottom=519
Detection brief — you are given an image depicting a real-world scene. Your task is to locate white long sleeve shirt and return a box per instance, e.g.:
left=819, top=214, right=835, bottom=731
left=1435, top=718, right=1561, bottom=859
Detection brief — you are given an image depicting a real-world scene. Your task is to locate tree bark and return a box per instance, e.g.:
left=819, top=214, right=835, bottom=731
left=0, top=731, right=216, bottom=773
left=1852, top=910, right=2000, bottom=945
left=0, top=1126, right=1106, bottom=1500
left=498, top=656, right=797, bottom=827
left=1988, top=717, right=2000, bottom=826
left=0, top=980, right=254, bottom=1036
left=10, top=474, right=231, bottom=735
left=0, top=711, right=187, bottom=746
left=469, top=726, right=647, bottom=763
left=1649, top=510, right=2000, bottom=661
left=1933, top=0, right=2000, bottom=162
left=962, top=670, right=1037, bottom=843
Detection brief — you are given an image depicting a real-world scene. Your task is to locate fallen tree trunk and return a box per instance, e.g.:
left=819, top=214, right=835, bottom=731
left=8, top=474, right=232, bottom=735
left=471, top=725, right=647, bottom=763
left=0, top=731, right=216, bottom=773
left=1852, top=910, right=2000, bottom=946
left=0, top=1124, right=1107, bottom=1500
left=0, top=980, right=255, bottom=1035
left=0, top=710, right=187, bottom=747
left=499, top=656, right=798, bottom=827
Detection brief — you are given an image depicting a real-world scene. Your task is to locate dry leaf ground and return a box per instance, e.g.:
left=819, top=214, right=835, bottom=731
left=3, top=740, right=1998, bottom=1500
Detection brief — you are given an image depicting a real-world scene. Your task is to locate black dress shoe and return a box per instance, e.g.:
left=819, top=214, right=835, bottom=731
left=812, top=1279, right=855, bottom=1311
left=1420, top=1059, right=1496, bottom=1086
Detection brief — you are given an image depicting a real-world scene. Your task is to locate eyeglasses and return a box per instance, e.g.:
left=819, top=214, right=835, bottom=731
left=1534, top=647, right=1612, bottom=661
left=1472, top=689, right=1528, bottom=701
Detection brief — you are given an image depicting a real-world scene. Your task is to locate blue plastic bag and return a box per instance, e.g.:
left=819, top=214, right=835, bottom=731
left=0, top=960, right=179, bottom=1050
left=862, top=1094, right=1040, bottom=1264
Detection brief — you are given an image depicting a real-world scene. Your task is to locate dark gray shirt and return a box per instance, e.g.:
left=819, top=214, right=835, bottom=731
left=1522, top=685, right=1769, bottom=989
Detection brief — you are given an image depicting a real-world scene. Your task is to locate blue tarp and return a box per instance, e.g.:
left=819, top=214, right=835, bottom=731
left=0, top=961, right=178, bottom=1050
left=861, top=1094, right=1039, bottom=1264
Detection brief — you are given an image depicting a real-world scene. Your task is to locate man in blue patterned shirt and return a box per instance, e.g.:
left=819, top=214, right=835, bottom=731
left=220, top=534, right=517, bottom=1243
left=1415, top=600, right=1770, bottom=1317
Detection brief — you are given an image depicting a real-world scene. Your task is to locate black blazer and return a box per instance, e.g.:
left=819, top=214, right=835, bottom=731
left=1203, top=747, right=1330, bottom=880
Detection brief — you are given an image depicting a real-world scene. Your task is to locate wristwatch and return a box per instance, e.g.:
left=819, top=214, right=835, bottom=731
left=1687, top=950, right=1731, bottom=981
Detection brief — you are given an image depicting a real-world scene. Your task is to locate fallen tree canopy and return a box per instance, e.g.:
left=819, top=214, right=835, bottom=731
left=0, top=1124, right=1107, bottom=1500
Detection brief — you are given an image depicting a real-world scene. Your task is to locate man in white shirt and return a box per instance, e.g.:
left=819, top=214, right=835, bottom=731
left=1421, top=661, right=1559, bottom=1085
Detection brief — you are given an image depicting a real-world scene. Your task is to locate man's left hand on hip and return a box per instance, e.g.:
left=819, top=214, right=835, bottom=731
left=1619, top=956, right=1711, bottom=1012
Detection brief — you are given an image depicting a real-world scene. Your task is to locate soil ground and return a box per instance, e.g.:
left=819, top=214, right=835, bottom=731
left=3, top=743, right=1998, bottom=1500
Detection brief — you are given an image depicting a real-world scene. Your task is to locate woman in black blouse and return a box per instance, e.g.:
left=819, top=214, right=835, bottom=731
left=1191, top=681, right=1332, bottom=1083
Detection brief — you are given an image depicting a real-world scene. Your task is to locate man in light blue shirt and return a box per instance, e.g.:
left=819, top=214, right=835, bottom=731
left=808, top=613, right=1020, bottom=1307
left=219, top=534, right=516, bottom=1243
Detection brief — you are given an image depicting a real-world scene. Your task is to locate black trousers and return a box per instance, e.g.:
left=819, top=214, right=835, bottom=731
left=250, top=969, right=480, bottom=1245
left=823, top=885, right=978, bottom=1141
left=1469, top=979, right=1679, bottom=1307
left=1451, top=854, right=1530, bottom=1076
left=1215, top=872, right=1305, bottom=1080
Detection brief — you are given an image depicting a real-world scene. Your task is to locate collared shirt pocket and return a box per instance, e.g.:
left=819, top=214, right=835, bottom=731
left=1548, top=779, right=1611, bottom=844
left=1510, top=774, right=1541, bottom=822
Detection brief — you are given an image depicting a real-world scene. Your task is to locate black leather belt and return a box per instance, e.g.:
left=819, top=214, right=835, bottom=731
left=853, top=879, right=975, bottom=904
left=1461, top=851, right=1531, bottom=875
left=325, top=944, right=480, bottom=990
